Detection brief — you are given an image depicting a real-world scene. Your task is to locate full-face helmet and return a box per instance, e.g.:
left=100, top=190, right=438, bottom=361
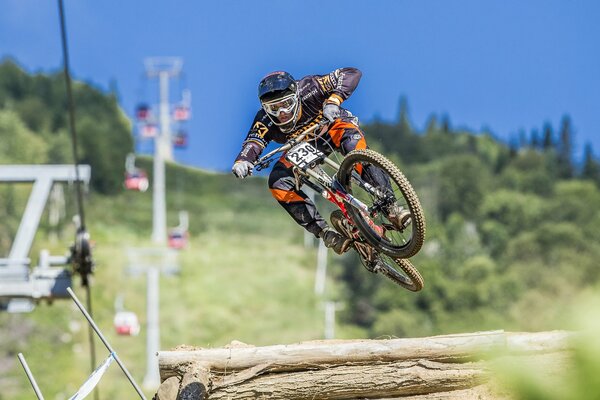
left=258, top=71, right=300, bottom=132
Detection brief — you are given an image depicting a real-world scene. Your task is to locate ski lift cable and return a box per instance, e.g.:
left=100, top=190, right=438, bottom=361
left=57, top=0, right=86, bottom=230
left=57, top=1, right=98, bottom=398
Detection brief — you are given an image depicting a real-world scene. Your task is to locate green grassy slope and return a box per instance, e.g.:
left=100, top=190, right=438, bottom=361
left=0, top=163, right=364, bottom=399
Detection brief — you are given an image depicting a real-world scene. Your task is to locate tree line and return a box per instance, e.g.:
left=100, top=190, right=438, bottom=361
left=337, top=97, right=600, bottom=337
left=0, top=58, right=133, bottom=194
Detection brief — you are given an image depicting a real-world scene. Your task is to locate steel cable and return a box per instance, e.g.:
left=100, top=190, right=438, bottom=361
left=57, top=1, right=98, bottom=399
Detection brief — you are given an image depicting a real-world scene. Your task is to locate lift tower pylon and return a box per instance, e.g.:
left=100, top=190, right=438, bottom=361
left=0, top=165, right=91, bottom=312
left=143, top=57, right=182, bottom=244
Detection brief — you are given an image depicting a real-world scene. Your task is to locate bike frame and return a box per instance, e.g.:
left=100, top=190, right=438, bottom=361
left=255, top=122, right=378, bottom=239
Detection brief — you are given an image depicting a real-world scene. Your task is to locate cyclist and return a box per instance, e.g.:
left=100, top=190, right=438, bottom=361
left=232, top=68, right=397, bottom=254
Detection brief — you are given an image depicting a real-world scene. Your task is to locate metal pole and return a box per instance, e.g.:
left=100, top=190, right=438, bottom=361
left=151, top=134, right=166, bottom=244
left=67, top=287, right=147, bottom=399
left=143, top=267, right=161, bottom=389
left=159, top=70, right=173, bottom=162
left=17, top=353, right=45, bottom=400
left=323, top=302, right=344, bottom=340
left=9, top=179, right=53, bottom=261
left=324, top=301, right=336, bottom=340
left=314, top=240, right=327, bottom=295
left=151, top=71, right=169, bottom=245
left=145, top=57, right=181, bottom=244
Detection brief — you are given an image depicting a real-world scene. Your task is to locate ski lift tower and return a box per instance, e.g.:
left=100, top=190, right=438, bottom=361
left=0, top=165, right=91, bottom=312
left=144, top=57, right=183, bottom=244
left=126, top=247, right=179, bottom=390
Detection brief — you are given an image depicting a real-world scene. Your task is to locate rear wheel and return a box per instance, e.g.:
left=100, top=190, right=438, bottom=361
left=331, top=210, right=424, bottom=292
left=338, top=149, right=426, bottom=258
left=372, top=255, right=424, bottom=292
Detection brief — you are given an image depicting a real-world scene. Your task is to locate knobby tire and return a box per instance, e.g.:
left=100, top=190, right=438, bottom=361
left=338, top=149, right=426, bottom=258
left=374, top=256, right=424, bottom=292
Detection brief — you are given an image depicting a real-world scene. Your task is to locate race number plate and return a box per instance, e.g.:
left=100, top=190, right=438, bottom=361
left=286, top=142, right=324, bottom=169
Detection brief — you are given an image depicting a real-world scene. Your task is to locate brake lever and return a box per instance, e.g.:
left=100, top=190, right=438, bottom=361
left=255, top=159, right=271, bottom=172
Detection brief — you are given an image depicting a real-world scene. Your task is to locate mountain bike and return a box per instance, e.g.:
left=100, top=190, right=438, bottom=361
left=254, top=121, right=426, bottom=291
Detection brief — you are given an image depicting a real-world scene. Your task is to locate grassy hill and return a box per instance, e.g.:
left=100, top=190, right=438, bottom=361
left=3, top=154, right=600, bottom=398
left=3, top=60, right=600, bottom=398
left=0, top=161, right=366, bottom=399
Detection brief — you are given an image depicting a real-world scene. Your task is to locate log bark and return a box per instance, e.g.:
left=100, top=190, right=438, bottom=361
left=209, top=360, right=488, bottom=400
left=155, top=331, right=573, bottom=400
left=505, top=331, right=573, bottom=353
left=375, top=383, right=513, bottom=400
left=159, top=330, right=507, bottom=380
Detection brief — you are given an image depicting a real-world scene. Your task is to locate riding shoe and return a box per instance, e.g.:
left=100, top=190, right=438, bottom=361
left=320, top=228, right=352, bottom=254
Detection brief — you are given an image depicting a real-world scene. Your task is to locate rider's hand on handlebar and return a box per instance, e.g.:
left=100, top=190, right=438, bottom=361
left=232, top=160, right=254, bottom=179
left=323, top=97, right=341, bottom=123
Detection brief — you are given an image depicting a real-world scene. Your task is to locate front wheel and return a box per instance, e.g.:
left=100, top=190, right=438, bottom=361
left=338, top=149, right=425, bottom=258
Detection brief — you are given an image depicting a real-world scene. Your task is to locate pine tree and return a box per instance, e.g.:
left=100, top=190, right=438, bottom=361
left=518, top=129, right=527, bottom=148
left=441, top=114, right=451, bottom=134
left=557, top=115, right=574, bottom=178
left=530, top=129, right=540, bottom=149
left=542, top=122, right=554, bottom=151
left=396, top=96, right=413, bottom=138
left=425, top=114, right=439, bottom=135
left=582, top=142, right=600, bottom=185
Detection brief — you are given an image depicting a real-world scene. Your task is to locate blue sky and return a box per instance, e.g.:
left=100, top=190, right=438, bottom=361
left=1, top=0, right=598, bottom=171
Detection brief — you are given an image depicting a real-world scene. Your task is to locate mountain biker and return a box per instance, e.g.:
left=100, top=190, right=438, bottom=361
left=232, top=68, right=396, bottom=254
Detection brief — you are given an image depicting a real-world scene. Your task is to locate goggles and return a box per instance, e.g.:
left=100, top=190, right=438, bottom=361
left=262, top=93, right=298, bottom=117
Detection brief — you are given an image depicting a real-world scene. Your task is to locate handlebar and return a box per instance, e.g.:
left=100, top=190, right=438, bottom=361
left=254, top=120, right=329, bottom=171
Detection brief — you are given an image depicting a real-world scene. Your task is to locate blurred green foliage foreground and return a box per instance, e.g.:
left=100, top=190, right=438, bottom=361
left=494, top=295, right=600, bottom=400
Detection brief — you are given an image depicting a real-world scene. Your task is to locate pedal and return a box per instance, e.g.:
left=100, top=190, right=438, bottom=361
left=330, top=210, right=354, bottom=240
left=354, top=242, right=377, bottom=273
left=339, top=238, right=353, bottom=254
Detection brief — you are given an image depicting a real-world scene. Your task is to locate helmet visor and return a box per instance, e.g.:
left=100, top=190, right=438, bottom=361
left=262, top=93, right=298, bottom=123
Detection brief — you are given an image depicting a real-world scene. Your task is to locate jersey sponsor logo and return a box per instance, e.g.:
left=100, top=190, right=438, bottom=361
left=253, top=121, right=269, bottom=138
left=301, top=88, right=318, bottom=101
left=317, top=75, right=334, bottom=92
left=287, top=114, right=325, bottom=140
left=328, top=69, right=341, bottom=87
left=240, top=143, right=252, bottom=157
left=336, top=71, right=345, bottom=89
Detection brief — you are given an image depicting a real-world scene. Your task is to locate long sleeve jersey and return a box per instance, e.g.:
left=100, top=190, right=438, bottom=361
left=234, top=67, right=362, bottom=164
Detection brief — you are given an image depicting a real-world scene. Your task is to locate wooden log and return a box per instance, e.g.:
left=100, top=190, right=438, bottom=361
left=505, top=331, right=573, bottom=353
left=155, top=331, right=573, bottom=400
left=159, top=330, right=573, bottom=381
left=154, top=376, right=181, bottom=400
left=158, top=331, right=507, bottom=380
left=374, top=383, right=512, bottom=400
left=209, top=359, right=488, bottom=400
left=178, top=362, right=211, bottom=400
